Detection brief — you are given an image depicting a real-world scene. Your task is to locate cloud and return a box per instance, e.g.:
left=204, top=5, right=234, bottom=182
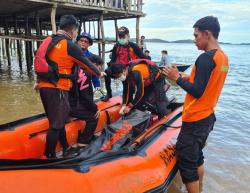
left=139, top=0, right=250, bottom=43
left=100, top=0, right=250, bottom=43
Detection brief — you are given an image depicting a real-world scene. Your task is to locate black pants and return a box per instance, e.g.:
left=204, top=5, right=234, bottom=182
left=70, top=103, right=98, bottom=144
left=176, top=113, right=216, bottom=183
left=40, top=88, right=70, bottom=157
left=136, top=75, right=169, bottom=119
left=104, top=67, right=117, bottom=97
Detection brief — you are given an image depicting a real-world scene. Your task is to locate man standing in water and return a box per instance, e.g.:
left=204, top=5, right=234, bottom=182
left=162, top=16, right=229, bottom=193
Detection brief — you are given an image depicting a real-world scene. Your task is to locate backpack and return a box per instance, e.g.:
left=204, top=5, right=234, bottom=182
left=128, top=59, right=160, bottom=86
left=34, top=35, right=75, bottom=85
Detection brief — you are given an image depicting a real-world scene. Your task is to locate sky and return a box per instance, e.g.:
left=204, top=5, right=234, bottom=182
left=103, top=0, right=250, bottom=44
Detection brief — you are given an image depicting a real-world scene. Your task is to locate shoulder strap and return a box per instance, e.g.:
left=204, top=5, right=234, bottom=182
left=47, top=35, right=65, bottom=49
left=129, top=59, right=159, bottom=82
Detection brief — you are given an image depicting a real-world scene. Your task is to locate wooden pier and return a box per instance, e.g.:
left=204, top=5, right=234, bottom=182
left=0, top=0, right=144, bottom=71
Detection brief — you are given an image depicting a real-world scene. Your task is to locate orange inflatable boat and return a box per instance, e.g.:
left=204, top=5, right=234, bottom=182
left=0, top=96, right=183, bottom=193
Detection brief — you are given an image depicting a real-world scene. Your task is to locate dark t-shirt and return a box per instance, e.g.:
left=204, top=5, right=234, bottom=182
left=69, top=67, right=97, bottom=113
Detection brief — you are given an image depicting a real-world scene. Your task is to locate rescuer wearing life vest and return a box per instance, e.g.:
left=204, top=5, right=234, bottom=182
left=162, top=16, right=229, bottom=193
left=101, top=26, right=146, bottom=102
left=34, top=15, right=105, bottom=159
left=109, top=59, right=169, bottom=119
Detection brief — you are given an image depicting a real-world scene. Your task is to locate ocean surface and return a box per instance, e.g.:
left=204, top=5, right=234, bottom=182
left=0, top=42, right=249, bottom=193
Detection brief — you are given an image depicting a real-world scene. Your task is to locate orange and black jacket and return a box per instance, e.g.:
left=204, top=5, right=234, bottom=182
left=122, top=63, right=160, bottom=107
left=110, top=42, right=146, bottom=64
left=176, top=49, right=229, bottom=122
left=38, top=35, right=101, bottom=91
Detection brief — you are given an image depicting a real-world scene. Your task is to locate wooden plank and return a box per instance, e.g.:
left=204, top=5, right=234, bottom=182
left=0, top=35, right=116, bottom=44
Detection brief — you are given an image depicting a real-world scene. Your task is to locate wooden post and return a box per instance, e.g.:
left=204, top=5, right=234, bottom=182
left=14, top=16, right=23, bottom=69
left=28, top=17, right=33, bottom=69
left=100, top=14, right=105, bottom=67
left=0, top=37, right=1, bottom=63
left=13, top=39, right=17, bottom=57
left=134, top=0, right=136, bottom=11
left=40, top=21, right=43, bottom=36
left=93, top=21, right=96, bottom=39
left=137, top=0, right=142, bottom=11
left=1, top=38, right=5, bottom=59
left=97, top=20, right=101, bottom=57
left=25, top=15, right=32, bottom=71
left=0, top=38, right=2, bottom=65
left=114, top=19, right=118, bottom=41
left=88, top=21, right=91, bottom=34
left=4, top=20, right=11, bottom=66
left=51, top=4, right=57, bottom=34
left=136, top=16, right=140, bottom=44
left=78, top=17, right=83, bottom=35
left=83, top=21, right=86, bottom=32
left=115, top=0, right=119, bottom=8
left=121, top=0, right=124, bottom=9
left=10, top=40, right=14, bottom=56
left=36, top=13, right=41, bottom=48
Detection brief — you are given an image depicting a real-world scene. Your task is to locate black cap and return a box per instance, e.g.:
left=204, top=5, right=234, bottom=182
left=118, top=26, right=129, bottom=36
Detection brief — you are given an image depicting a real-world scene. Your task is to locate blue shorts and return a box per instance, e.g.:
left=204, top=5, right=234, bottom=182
left=176, top=113, right=216, bottom=183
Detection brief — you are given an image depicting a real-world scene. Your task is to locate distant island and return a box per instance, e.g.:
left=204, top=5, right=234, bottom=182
left=105, top=37, right=250, bottom=45
left=140, top=38, right=250, bottom=45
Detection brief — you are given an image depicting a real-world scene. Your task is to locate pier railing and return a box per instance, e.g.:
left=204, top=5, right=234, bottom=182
left=51, top=0, right=143, bottom=12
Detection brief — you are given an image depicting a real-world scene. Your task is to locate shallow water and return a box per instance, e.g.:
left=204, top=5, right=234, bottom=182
left=0, top=42, right=249, bottom=193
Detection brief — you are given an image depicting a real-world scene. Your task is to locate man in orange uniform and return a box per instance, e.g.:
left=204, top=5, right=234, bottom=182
left=108, top=59, right=169, bottom=119
left=162, top=16, right=229, bottom=193
left=36, top=15, right=103, bottom=158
